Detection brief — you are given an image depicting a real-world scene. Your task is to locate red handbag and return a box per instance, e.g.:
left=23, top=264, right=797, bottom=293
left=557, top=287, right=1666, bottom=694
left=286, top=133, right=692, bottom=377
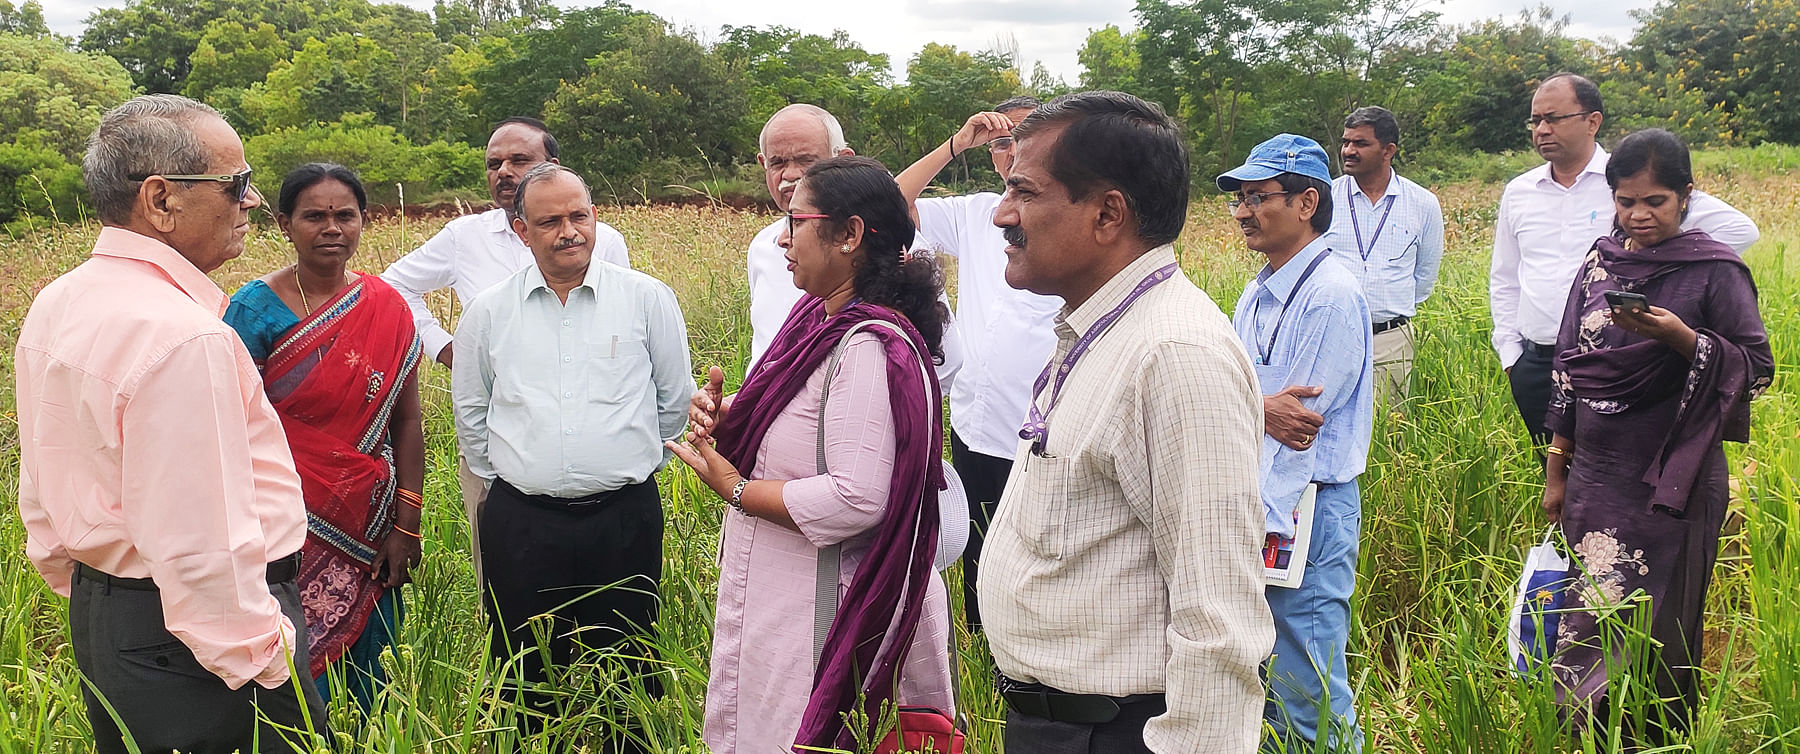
left=875, top=707, right=965, bottom=754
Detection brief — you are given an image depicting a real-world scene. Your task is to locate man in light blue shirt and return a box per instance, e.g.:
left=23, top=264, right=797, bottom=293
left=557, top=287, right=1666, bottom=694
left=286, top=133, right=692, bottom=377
left=1220, top=134, right=1374, bottom=753
left=451, top=163, right=690, bottom=747
left=1330, top=106, right=1444, bottom=405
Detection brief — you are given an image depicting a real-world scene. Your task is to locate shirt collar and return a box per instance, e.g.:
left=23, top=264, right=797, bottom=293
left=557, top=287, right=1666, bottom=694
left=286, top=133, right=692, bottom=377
left=1347, top=169, right=1402, bottom=201
left=90, top=226, right=228, bottom=316
left=1255, top=233, right=1334, bottom=303
left=522, top=252, right=608, bottom=299
left=1530, top=143, right=1610, bottom=187
left=482, top=207, right=524, bottom=239
left=1060, top=244, right=1178, bottom=339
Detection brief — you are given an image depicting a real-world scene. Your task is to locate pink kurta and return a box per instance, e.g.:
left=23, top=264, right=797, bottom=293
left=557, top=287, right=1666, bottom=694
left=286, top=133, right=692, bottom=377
left=704, top=333, right=954, bottom=754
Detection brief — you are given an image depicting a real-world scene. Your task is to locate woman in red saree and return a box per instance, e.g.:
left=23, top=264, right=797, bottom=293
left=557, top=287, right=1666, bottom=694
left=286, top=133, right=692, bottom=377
left=224, top=163, right=426, bottom=712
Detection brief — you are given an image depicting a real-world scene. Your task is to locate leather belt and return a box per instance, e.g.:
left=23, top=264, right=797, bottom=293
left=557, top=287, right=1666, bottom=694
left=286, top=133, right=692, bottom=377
left=997, top=674, right=1164, bottom=725
left=75, top=553, right=302, bottom=592
left=1524, top=340, right=1556, bottom=357
left=1372, top=316, right=1409, bottom=334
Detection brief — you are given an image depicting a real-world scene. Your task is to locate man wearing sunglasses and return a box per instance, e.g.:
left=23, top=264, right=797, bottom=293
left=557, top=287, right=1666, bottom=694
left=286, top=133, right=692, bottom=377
left=1490, top=73, right=1759, bottom=450
left=16, top=94, right=328, bottom=751
left=893, top=96, right=1062, bottom=636
left=1220, top=134, right=1373, bottom=753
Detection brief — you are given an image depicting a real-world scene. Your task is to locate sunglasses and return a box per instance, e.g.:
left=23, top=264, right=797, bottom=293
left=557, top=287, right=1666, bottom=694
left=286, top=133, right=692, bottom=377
left=130, top=168, right=255, bottom=203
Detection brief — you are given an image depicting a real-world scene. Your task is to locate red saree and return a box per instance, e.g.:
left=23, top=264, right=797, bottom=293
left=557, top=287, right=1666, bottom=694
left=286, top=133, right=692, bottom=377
left=262, top=273, right=422, bottom=678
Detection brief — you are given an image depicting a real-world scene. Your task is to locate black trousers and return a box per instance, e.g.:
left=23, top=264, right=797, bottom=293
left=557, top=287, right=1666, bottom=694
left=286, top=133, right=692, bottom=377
left=71, top=564, right=328, bottom=754
left=949, top=431, right=1015, bottom=632
left=1507, top=341, right=1556, bottom=449
left=481, top=477, right=664, bottom=747
left=1003, top=697, right=1167, bottom=754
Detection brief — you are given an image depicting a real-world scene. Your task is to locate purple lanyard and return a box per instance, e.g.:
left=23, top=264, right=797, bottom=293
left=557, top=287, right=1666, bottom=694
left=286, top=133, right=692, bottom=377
left=1250, top=251, right=1330, bottom=365
left=1346, top=183, right=1397, bottom=262
left=1019, top=263, right=1180, bottom=453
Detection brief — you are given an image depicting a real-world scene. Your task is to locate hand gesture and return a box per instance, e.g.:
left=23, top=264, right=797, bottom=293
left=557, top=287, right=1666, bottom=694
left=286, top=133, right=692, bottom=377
left=949, top=112, right=1016, bottom=156
left=1264, top=385, right=1326, bottom=451
left=666, top=429, right=742, bottom=498
left=689, top=366, right=727, bottom=440
left=372, top=530, right=421, bottom=588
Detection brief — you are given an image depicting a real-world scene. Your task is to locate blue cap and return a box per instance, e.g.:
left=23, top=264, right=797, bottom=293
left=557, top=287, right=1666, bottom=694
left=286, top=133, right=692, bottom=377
left=1215, top=133, right=1333, bottom=192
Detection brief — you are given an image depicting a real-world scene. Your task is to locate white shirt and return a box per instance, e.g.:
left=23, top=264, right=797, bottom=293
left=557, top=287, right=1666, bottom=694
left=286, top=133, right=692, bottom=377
left=745, top=215, right=963, bottom=385
left=1488, top=145, right=1760, bottom=367
left=916, top=192, right=1062, bottom=460
left=452, top=259, right=691, bottom=497
left=1327, top=171, right=1445, bottom=323
left=381, top=208, right=631, bottom=359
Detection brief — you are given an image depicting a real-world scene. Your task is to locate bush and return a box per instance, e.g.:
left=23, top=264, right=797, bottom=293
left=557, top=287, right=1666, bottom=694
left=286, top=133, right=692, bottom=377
left=0, top=133, right=88, bottom=233
left=243, top=113, right=483, bottom=208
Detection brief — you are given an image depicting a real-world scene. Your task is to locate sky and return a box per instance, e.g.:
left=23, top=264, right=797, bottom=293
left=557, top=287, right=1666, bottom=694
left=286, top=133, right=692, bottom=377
left=44, top=0, right=1659, bottom=84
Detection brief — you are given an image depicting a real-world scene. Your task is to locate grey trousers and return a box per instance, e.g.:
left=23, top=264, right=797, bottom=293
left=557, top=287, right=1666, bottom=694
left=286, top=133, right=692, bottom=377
left=71, top=566, right=330, bottom=754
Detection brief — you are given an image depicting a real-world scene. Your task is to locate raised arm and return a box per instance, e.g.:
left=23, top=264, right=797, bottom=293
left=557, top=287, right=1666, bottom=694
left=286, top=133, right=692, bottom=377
left=382, top=227, right=462, bottom=365
left=896, top=112, right=1015, bottom=212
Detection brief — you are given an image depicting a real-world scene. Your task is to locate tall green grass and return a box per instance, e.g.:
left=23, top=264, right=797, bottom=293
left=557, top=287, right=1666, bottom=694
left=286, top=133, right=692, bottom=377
left=1, top=156, right=1796, bottom=751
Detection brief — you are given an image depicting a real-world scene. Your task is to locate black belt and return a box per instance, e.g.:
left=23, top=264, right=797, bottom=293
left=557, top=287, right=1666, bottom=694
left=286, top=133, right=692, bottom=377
left=997, top=673, right=1164, bottom=725
left=1524, top=340, right=1556, bottom=357
left=74, top=552, right=302, bottom=592
left=1372, top=316, right=1409, bottom=334
left=492, top=476, right=649, bottom=510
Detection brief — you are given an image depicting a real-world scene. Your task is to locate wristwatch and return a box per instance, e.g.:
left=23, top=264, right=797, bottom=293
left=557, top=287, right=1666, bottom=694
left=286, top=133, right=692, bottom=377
left=728, top=479, right=751, bottom=516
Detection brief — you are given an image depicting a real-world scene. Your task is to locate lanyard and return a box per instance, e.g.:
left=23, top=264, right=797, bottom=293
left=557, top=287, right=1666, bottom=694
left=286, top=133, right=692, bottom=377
left=1345, top=183, right=1397, bottom=262
left=1250, top=252, right=1330, bottom=365
left=1019, top=263, right=1180, bottom=452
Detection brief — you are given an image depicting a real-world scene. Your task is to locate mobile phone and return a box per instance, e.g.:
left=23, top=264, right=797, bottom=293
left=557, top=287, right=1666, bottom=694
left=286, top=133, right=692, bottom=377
left=1604, top=290, right=1649, bottom=313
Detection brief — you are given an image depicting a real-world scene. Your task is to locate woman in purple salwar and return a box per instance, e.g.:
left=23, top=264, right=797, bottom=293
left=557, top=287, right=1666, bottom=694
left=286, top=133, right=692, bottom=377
left=1541, top=129, right=1773, bottom=743
left=667, top=156, right=955, bottom=753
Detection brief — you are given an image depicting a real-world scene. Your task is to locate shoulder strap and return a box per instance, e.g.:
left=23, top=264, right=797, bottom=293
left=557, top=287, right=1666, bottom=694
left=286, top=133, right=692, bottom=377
left=812, top=319, right=931, bottom=666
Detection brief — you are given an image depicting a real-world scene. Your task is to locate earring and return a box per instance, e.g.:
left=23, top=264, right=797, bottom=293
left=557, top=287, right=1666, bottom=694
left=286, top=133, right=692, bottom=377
left=841, top=244, right=853, bottom=253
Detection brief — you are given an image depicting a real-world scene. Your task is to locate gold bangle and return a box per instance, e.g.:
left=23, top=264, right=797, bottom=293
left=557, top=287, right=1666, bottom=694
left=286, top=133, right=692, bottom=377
left=391, top=524, right=422, bottom=540
left=1545, top=445, right=1567, bottom=457
left=396, top=489, right=424, bottom=509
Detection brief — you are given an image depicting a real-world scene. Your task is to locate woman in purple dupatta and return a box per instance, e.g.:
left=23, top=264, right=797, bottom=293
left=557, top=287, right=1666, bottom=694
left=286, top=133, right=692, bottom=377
left=665, top=156, right=955, bottom=753
left=1541, top=130, right=1773, bottom=742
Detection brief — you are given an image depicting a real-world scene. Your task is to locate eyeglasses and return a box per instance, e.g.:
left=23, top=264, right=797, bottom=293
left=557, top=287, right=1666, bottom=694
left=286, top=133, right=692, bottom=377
left=1226, top=191, right=1291, bottom=211
left=130, top=168, right=256, bottom=203
left=786, top=211, right=829, bottom=235
left=989, top=137, right=1015, bottom=153
left=1525, top=111, right=1595, bottom=128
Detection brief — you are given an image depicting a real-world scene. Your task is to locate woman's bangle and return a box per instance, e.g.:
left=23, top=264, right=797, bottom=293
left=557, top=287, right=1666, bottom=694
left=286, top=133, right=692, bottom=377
left=1545, top=445, right=1567, bottom=457
left=728, top=479, right=752, bottom=516
left=396, top=489, right=424, bottom=509
left=391, top=524, right=422, bottom=540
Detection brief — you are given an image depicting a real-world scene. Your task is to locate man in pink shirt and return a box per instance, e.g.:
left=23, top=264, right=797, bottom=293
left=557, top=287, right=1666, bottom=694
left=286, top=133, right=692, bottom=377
left=14, top=94, right=326, bottom=752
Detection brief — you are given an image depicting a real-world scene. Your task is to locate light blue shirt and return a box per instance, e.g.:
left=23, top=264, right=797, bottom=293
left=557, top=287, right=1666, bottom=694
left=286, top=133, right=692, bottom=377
left=1232, top=235, right=1375, bottom=537
left=1327, top=171, right=1444, bottom=323
left=453, top=256, right=692, bottom=497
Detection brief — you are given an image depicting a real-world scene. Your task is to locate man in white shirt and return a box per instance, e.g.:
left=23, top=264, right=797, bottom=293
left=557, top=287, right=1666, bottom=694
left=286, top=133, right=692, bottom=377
left=1330, top=106, right=1444, bottom=406
left=381, top=116, right=631, bottom=591
left=895, top=96, right=1060, bottom=632
left=451, top=164, right=689, bottom=747
left=745, top=104, right=854, bottom=370
left=1490, top=73, right=1759, bottom=447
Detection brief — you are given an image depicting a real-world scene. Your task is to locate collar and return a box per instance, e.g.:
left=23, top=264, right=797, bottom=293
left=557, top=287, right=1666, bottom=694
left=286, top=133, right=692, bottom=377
left=1255, top=233, right=1334, bottom=302
left=1346, top=169, right=1402, bottom=201
left=480, top=207, right=525, bottom=239
left=90, top=226, right=228, bottom=316
left=522, top=251, right=608, bottom=299
left=1060, top=244, right=1179, bottom=339
left=1530, top=143, right=1609, bottom=187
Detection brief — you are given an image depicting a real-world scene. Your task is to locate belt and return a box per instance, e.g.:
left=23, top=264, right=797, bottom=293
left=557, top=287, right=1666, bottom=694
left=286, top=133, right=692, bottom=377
left=1372, top=316, right=1409, bottom=334
left=492, top=476, right=650, bottom=510
left=997, top=673, right=1164, bottom=725
left=74, top=553, right=302, bottom=592
left=1524, top=340, right=1556, bottom=357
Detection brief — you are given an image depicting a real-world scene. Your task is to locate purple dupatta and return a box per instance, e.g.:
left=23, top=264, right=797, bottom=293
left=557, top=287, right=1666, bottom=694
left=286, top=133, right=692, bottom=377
left=713, top=295, right=944, bottom=752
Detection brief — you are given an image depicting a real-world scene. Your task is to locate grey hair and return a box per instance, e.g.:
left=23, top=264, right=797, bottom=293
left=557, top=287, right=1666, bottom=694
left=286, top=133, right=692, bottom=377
left=1344, top=105, right=1400, bottom=147
left=511, top=162, right=589, bottom=220
left=758, top=103, right=848, bottom=155
left=83, top=94, right=225, bottom=225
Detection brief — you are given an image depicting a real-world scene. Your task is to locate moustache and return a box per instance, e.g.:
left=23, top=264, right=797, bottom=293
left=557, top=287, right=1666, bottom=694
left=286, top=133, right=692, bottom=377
left=554, top=236, right=587, bottom=250
left=1001, top=225, right=1026, bottom=248
left=778, top=178, right=799, bottom=193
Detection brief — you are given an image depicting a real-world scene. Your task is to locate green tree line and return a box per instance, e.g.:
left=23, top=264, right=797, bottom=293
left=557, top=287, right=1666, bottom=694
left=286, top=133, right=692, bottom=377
left=1, top=0, right=1795, bottom=232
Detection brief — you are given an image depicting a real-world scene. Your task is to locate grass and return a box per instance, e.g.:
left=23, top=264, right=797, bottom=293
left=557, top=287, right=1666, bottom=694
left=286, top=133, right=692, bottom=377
left=1, top=149, right=1797, bottom=752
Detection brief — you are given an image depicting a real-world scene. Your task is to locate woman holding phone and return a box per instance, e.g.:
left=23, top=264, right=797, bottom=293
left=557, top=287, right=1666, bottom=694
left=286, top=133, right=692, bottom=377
left=1541, top=129, right=1773, bottom=742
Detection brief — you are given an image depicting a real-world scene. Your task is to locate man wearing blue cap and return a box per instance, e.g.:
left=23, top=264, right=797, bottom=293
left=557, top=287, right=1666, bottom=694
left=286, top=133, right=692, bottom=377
left=1219, top=133, right=1374, bottom=752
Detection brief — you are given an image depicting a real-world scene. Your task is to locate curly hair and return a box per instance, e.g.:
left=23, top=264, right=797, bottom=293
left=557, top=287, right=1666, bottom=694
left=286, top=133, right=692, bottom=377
left=800, top=155, right=949, bottom=361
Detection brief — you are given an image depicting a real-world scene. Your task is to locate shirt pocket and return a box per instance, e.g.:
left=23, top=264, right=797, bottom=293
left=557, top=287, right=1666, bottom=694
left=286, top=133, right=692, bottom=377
left=1008, top=450, right=1073, bottom=560
left=581, top=332, right=650, bottom=405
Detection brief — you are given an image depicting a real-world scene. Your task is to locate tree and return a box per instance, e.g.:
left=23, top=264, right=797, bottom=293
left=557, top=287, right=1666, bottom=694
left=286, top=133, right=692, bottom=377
left=180, top=18, right=284, bottom=119
left=714, top=25, right=892, bottom=151
left=0, top=33, right=136, bottom=159
left=865, top=43, right=1019, bottom=175
left=0, top=0, right=49, bottom=37
left=468, top=2, right=660, bottom=128
left=1078, top=25, right=1142, bottom=93
left=1626, top=0, right=1800, bottom=142
left=239, top=33, right=397, bottom=131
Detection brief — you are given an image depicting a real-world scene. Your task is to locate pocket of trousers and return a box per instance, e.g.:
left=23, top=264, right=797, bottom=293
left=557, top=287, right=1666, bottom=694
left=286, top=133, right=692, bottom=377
left=117, top=639, right=227, bottom=684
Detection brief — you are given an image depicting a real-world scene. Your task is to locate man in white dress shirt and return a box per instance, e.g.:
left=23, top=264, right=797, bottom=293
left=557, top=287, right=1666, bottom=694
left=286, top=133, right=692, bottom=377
left=895, top=95, right=1060, bottom=632
left=451, top=164, right=689, bottom=746
left=744, top=104, right=854, bottom=370
left=1330, top=106, right=1443, bottom=406
left=381, top=116, right=631, bottom=591
left=1490, top=73, right=1759, bottom=448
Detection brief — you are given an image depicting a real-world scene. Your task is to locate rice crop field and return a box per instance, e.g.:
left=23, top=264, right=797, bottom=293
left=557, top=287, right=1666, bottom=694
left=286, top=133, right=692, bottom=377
left=1, top=148, right=1796, bottom=752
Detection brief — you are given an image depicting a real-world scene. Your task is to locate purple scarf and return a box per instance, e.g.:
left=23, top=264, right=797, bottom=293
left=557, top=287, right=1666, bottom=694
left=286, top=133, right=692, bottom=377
left=713, top=295, right=943, bottom=752
left=1561, top=230, right=1770, bottom=513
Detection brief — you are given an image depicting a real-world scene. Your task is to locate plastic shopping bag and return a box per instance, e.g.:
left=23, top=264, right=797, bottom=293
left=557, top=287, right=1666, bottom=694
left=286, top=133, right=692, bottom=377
left=1507, top=527, right=1573, bottom=677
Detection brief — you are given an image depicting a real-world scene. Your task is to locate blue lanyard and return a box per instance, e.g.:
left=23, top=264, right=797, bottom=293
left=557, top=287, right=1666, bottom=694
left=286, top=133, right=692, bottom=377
left=1020, top=263, right=1180, bottom=453
left=1345, top=183, right=1397, bottom=262
left=1250, top=252, right=1330, bottom=365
